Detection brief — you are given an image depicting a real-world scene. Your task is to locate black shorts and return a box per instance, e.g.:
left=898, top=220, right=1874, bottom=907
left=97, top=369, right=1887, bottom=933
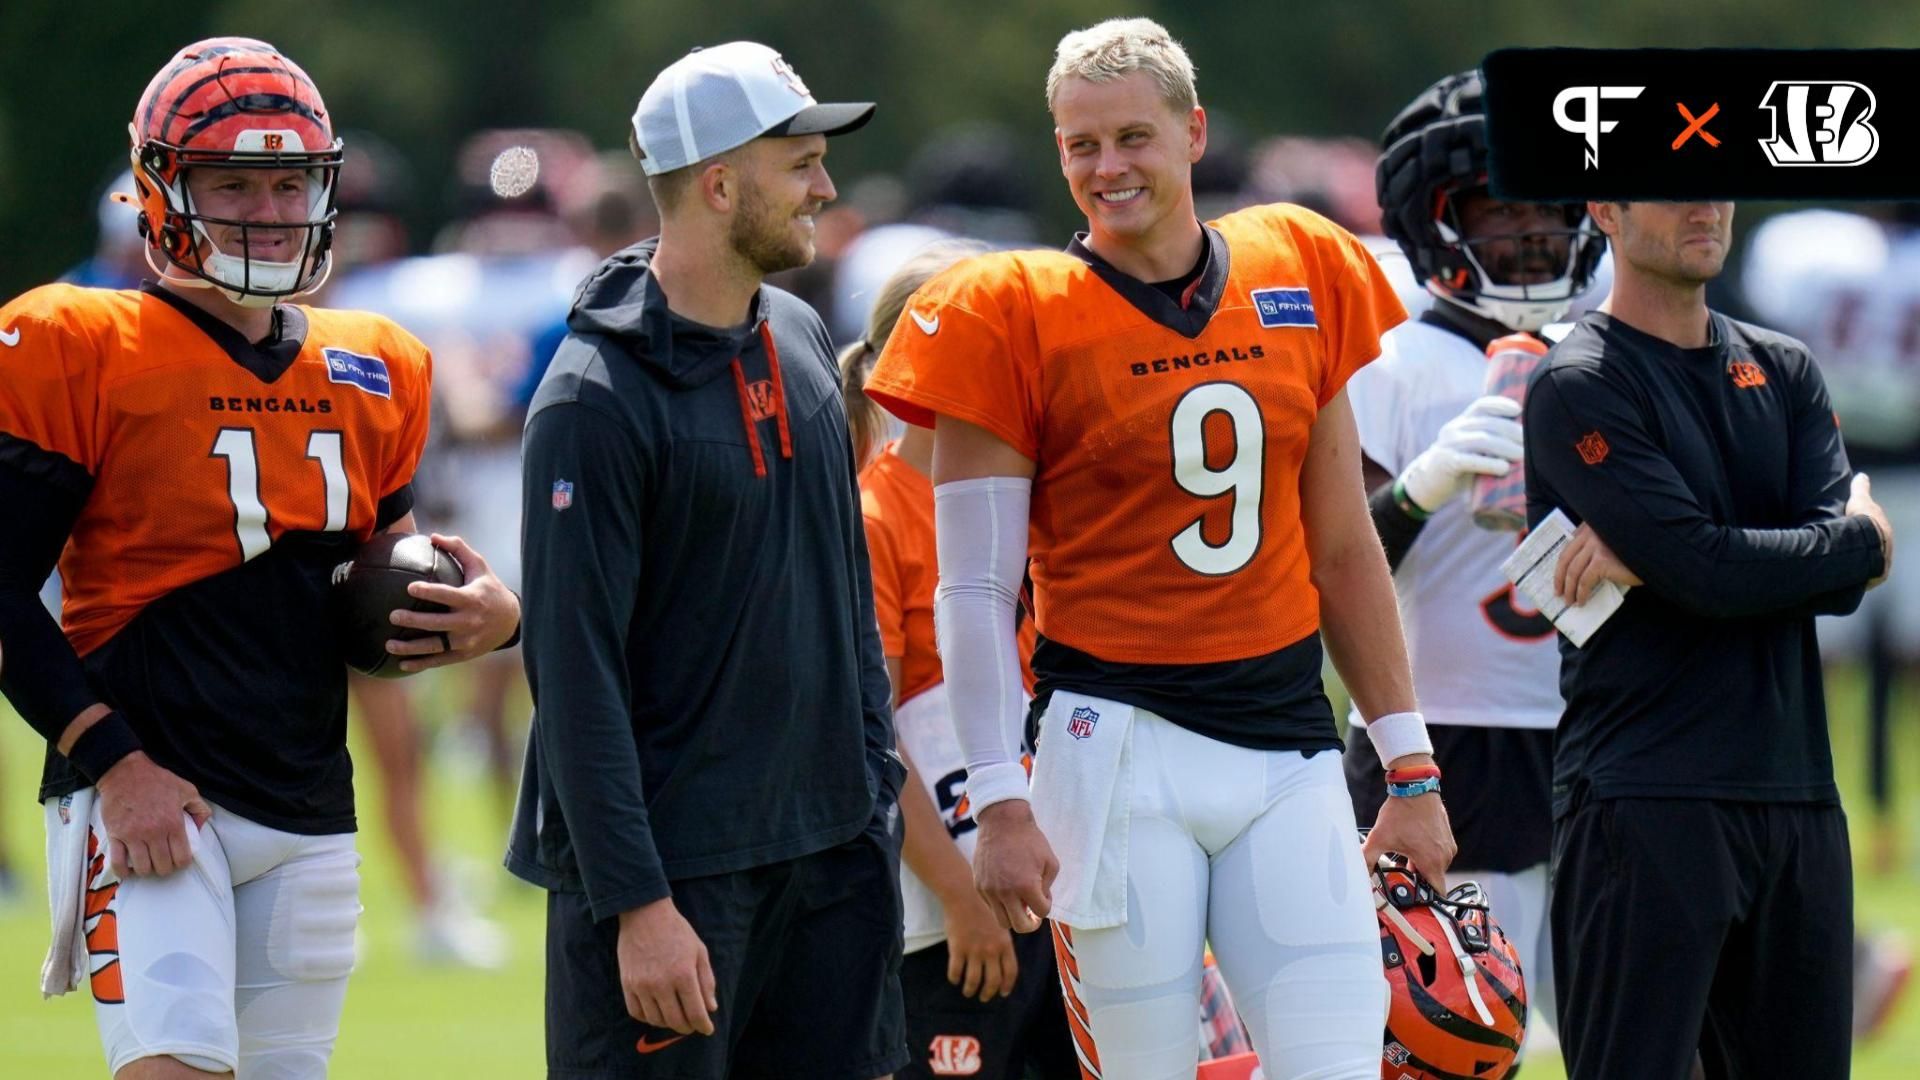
left=897, top=924, right=1078, bottom=1080
left=1345, top=723, right=1554, bottom=873
left=545, top=814, right=909, bottom=1079
left=1550, top=796, right=1851, bottom=1080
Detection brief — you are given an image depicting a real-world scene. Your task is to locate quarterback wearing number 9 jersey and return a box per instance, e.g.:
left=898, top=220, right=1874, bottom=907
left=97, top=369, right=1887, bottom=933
left=868, top=17, right=1454, bottom=1080
left=0, top=38, right=519, bottom=1079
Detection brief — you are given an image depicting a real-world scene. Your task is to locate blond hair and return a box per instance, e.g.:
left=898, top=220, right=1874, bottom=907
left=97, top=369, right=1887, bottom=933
left=1045, top=17, right=1197, bottom=115
left=838, top=239, right=989, bottom=469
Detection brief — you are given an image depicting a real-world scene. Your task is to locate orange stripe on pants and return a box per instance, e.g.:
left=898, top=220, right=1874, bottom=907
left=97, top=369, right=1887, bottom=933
left=1052, top=923, right=1103, bottom=1080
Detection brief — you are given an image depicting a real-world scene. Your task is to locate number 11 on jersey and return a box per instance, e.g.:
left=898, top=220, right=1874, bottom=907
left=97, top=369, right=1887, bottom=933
left=211, top=427, right=351, bottom=560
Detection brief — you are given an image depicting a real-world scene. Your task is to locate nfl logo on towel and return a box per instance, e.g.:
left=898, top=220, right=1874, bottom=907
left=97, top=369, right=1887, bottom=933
left=1251, top=286, right=1316, bottom=328
left=1068, top=706, right=1099, bottom=740
left=551, top=479, right=574, bottom=510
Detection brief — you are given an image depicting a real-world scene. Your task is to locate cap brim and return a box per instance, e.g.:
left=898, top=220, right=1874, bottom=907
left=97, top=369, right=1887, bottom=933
left=767, top=102, right=875, bottom=139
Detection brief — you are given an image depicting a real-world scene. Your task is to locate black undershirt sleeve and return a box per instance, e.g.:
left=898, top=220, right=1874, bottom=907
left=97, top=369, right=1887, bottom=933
left=0, top=442, right=99, bottom=746
left=374, top=482, right=415, bottom=530
left=1368, top=479, right=1428, bottom=571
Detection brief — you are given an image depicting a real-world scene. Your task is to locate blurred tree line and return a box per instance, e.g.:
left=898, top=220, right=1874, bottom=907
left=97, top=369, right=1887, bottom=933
left=2, top=0, right=1914, bottom=299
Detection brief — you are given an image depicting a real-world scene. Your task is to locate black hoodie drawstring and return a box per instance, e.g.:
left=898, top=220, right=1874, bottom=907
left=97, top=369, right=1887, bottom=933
left=729, top=321, right=794, bottom=478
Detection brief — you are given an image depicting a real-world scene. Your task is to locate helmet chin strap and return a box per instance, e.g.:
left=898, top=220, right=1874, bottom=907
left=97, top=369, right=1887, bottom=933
left=1441, top=290, right=1565, bottom=333
left=146, top=229, right=332, bottom=309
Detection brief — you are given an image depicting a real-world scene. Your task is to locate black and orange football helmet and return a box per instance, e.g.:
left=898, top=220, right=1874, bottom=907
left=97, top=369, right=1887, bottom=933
left=1373, top=853, right=1528, bottom=1080
left=127, top=37, right=343, bottom=306
left=1375, top=69, right=1603, bottom=331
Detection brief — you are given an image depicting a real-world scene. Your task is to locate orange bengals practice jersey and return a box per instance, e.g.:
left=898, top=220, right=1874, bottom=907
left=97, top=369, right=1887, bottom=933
left=859, top=440, right=1037, bottom=703
left=0, top=283, right=431, bottom=657
left=867, top=204, right=1406, bottom=666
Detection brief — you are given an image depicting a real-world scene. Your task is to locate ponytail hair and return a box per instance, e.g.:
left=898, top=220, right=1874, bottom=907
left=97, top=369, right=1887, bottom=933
left=839, top=238, right=990, bottom=469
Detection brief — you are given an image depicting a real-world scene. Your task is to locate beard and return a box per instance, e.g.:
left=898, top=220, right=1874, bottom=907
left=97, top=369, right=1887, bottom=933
left=727, top=178, right=813, bottom=276
left=1479, top=235, right=1572, bottom=288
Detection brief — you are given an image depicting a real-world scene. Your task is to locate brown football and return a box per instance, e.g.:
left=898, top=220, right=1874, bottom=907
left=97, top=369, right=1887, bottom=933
left=330, top=532, right=464, bottom=678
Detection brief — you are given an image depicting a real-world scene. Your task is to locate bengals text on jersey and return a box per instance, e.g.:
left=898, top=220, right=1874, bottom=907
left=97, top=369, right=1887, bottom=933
left=866, top=202, right=1405, bottom=749
left=0, top=281, right=430, bottom=831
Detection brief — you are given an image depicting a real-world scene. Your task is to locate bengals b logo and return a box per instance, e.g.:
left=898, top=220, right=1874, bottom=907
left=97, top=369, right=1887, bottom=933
left=745, top=379, right=777, bottom=421
left=928, top=1035, right=983, bottom=1076
left=1758, top=81, right=1879, bottom=167
left=1729, top=360, right=1768, bottom=389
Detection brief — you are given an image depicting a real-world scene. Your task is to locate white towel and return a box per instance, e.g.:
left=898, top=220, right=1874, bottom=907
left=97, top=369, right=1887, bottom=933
left=41, top=788, right=95, bottom=997
left=1028, top=691, right=1134, bottom=929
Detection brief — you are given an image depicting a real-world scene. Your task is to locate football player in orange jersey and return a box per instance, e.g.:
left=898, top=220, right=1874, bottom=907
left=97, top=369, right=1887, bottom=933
left=867, top=18, right=1454, bottom=1080
left=0, top=38, right=520, bottom=1079
left=844, top=242, right=1079, bottom=1080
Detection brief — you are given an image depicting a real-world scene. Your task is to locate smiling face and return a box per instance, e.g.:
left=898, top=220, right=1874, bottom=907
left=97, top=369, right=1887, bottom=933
left=182, top=166, right=317, bottom=265
left=1595, top=200, right=1734, bottom=286
left=726, top=133, right=835, bottom=275
left=1053, top=70, right=1205, bottom=256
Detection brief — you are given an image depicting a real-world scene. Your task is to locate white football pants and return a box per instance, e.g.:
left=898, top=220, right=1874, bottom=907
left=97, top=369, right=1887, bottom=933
left=1049, top=708, right=1384, bottom=1080
left=48, top=795, right=361, bottom=1077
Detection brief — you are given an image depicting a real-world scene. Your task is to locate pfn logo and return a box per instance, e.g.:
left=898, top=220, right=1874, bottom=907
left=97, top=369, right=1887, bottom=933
left=1553, top=85, right=1645, bottom=169
left=1758, top=81, right=1879, bottom=166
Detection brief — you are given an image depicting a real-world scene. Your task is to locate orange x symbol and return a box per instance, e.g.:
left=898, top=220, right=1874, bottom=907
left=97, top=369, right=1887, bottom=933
left=1673, top=102, right=1721, bottom=149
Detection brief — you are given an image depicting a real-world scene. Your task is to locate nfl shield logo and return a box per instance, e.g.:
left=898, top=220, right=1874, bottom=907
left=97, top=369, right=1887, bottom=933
left=1067, top=706, right=1099, bottom=740
left=551, top=479, right=574, bottom=510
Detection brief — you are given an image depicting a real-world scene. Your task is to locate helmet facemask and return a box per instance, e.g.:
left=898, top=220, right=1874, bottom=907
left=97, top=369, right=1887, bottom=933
left=1374, top=852, right=1529, bottom=1079
left=1430, top=187, right=1604, bottom=332
left=1377, top=69, right=1606, bottom=334
left=133, top=127, right=342, bottom=308
left=128, top=37, right=343, bottom=309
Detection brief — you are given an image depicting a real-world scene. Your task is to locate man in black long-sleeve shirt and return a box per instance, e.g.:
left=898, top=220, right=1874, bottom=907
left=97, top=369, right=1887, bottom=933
left=507, top=43, right=908, bottom=1079
left=1525, top=199, right=1894, bottom=1080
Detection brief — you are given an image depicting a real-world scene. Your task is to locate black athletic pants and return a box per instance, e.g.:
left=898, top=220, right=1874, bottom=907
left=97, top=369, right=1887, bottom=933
left=1551, top=796, right=1852, bottom=1080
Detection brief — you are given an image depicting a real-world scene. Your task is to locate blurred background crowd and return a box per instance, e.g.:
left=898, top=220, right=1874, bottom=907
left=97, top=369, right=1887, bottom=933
left=2, top=0, right=1918, bottom=1070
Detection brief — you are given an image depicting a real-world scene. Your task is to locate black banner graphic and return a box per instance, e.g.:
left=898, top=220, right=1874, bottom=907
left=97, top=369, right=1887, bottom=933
left=1483, top=48, right=1920, bottom=201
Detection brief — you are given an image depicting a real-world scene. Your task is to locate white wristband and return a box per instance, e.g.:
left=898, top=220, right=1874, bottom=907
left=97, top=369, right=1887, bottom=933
left=962, top=762, right=1032, bottom=818
left=1365, top=711, right=1433, bottom=765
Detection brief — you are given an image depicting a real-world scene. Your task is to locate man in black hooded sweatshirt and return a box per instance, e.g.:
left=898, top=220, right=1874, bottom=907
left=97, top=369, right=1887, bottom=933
left=506, top=42, right=908, bottom=1080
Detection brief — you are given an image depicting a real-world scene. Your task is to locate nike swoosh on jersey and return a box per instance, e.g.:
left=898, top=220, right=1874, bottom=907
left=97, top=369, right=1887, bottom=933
left=0, top=327, right=19, bottom=346
left=635, top=1033, right=688, bottom=1054
left=910, top=310, right=939, bottom=335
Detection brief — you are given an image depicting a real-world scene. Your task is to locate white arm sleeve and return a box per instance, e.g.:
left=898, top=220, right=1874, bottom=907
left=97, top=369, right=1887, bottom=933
left=932, top=475, right=1033, bottom=814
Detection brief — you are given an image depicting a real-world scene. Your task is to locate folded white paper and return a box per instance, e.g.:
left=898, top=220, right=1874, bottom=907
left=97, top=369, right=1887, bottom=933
left=1501, top=508, right=1628, bottom=647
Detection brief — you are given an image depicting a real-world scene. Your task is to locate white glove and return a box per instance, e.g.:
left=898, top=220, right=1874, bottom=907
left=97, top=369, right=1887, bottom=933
left=1397, top=395, right=1525, bottom=514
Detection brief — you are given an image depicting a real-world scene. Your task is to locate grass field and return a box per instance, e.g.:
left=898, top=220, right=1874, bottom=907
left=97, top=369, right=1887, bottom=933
left=0, top=666, right=1915, bottom=1077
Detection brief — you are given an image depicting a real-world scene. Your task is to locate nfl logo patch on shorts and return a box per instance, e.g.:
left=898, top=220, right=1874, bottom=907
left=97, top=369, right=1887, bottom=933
left=1250, top=286, right=1316, bottom=328
left=551, top=480, right=574, bottom=510
left=1068, top=706, right=1099, bottom=740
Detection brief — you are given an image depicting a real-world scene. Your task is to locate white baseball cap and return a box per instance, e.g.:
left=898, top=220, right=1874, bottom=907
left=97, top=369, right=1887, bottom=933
left=630, top=42, right=875, bottom=177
